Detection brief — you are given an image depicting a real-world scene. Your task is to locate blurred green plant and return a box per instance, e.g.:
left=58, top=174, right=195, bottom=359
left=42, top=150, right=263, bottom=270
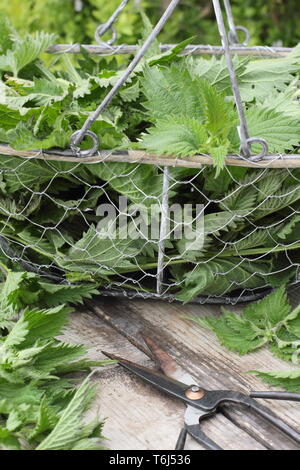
left=0, top=0, right=146, bottom=44
left=0, top=1, right=299, bottom=48
left=148, top=0, right=300, bottom=47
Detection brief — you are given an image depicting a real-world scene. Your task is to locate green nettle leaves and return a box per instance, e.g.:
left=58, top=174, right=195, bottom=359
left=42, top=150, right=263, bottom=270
left=0, top=17, right=300, bottom=166
left=189, top=287, right=300, bottom=392
left=142, top=116, right=209, bottom=157
left=174, top=259, right=269, bottom=303
left=1, top=78, right=68, bottom=110
left=1, top=15, right=300, bottom=398
left=140, top=65, right=237, bottom=172
left=0, top=271, right=109, bottom=450
left=245, top=107, right=300, bottom=153
left=0, top=32, right=55, bottom=77
left=251, top=370, right=300, bottom=393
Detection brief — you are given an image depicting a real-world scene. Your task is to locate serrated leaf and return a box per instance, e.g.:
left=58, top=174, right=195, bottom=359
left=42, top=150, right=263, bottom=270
left=88, top=161, right=163, bottom=206
left=57, top=225, right=137, bottom=274
left=250, top=370, right=300, bottom=393
left=239, top=55, right=299, bottom=102
left=0, top=154, right=84, bottom=192
left=174, top=258, right=269, bottom=302
left=0, top=266, right=108, bottom=450
left=0, top=32, right=55, bottom=76
left=141, top=64, right=206, bottom=121
left=119, top=81, right=140, bottom=103
left=260, top=82, right=300, bottom=119
left=37, top=377, right=99, bottom=450
left=141, top=116, right=208, bottom=157
left=71, top=437, right=105, bottom=450
left=4, top=317, right=28, bottom=347
left=190, top=55, right=247, bottom=93
left=276, top=214, right=300, bottom=241
left=245, top=107, right=300, bottom=153
left=19, top=305, right=71, bottom=348
left=3, top=78, right=67, bottom=109
left=33, top=342, right=88, bottom=373
left=148, top=37, right=195, bottom=67
left=201, top=80, right=236, bottom=138
left=6, top=120, right=70, bottom=151
left=29, top=397, right=59, bottom=439
left=195, top=314, right=266, bottom=355
left=61, top=54, right=91, bottom=99
left=189, top=287, right=300, bottom=360
left=243, top=285, right=290, bottom=326
left=0, top=14, right=15, bottom=53
left=254, top=185, right=300, bottom=218
left=209, top=143, right=230, bottom=175
left=38, top=282, right=98, bottom=307
left=0, top=425, right=21, bottom=450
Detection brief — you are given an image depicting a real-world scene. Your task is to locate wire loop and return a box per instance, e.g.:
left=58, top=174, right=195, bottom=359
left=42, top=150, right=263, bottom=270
left=72, top=0, right=180, bottom=152
left=70, top=130, right=99, bottom=157
left=94, top=0, right=130, bottom=46
left=95, top=24, right=118, bottom=46
left=240, top=138, right=269, bottom=162
left=228, top=25, right=250, bottom=46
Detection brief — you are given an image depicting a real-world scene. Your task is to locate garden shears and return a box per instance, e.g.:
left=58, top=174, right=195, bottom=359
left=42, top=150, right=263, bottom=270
left=103, top=336, right=300, bottom=450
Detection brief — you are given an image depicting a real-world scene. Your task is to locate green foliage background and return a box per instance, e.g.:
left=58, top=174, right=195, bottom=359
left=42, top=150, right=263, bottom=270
left=0, top=0, right=299, bottom=47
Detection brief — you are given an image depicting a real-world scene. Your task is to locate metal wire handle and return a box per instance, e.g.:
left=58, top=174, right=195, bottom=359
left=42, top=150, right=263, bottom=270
left=213, top=0, right=268, bottom=160
left=71, top=0, right=181, bottom=157
left=95, top=0, right=130, bottom=46
left=223, top=0, right=250, bottom=46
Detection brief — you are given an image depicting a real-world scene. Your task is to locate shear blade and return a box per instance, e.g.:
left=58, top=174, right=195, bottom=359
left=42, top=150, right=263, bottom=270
left=102, top=350, right=192, bottom=403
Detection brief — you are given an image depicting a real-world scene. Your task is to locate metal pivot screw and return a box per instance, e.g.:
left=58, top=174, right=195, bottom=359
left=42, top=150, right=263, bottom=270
left=185, top=385, right=205, bottom=400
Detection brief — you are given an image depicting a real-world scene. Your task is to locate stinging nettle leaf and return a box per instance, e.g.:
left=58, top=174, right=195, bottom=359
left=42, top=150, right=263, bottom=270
left=0, top=32, right=56, bottom=76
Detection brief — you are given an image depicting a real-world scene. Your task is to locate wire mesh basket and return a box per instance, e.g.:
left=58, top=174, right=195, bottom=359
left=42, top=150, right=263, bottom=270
left=1, top=0, right=300, bottom=305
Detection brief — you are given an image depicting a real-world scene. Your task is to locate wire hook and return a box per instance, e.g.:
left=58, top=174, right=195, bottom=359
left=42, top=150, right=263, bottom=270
left=94, top=0, right=130, bottom=46
left=95, top=24, right=118, bottom=47
left=70, top=130, right=99, bottom=157
left=245, top=138, right=269, bottom=162
left=228, top=25, right=250, bottom=46
left=223, top=0, right=251, bottom=46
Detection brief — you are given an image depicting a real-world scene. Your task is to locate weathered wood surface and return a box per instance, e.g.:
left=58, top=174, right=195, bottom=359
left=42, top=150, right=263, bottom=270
left=2, top=144, right=300, bottom=169
left=62, top=293, right=300, bottom=450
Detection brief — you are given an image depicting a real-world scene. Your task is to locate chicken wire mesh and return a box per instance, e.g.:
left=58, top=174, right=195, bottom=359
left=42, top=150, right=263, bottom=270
left=1, top=0, right=300, bottom=304
left=0, top=152, right=300, bottom=304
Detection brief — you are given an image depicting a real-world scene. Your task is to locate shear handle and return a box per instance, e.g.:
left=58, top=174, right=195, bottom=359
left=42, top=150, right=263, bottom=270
left=239, top=395, right=300, bottom=445
left=251, top=391, right=300, bottom=402
left=175, top=426, right=222, bottom=451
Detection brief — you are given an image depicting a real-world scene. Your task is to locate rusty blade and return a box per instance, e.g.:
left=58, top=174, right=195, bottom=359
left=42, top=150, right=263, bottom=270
left=142, top=335, right=196, bottom=385
left=101, top=350, right=193, bottom=403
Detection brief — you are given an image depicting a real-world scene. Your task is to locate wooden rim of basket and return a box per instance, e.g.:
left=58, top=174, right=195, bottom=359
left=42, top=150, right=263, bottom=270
left=1, top=144, right=300, bottom=169
left=47, top=43, right=292, bottom=58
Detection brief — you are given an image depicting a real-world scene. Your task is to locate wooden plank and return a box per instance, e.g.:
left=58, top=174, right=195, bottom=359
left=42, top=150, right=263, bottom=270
left=62, top=307, right=265, bottom=450
left=60, top=309, right=194, bottom=450
left=2, top=144, right=300, bottom=169
left=86, top=297, right=300, bottom=450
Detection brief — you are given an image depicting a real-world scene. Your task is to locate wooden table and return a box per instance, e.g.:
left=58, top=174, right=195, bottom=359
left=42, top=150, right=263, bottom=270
left=62, top=291, right=300, bottom=450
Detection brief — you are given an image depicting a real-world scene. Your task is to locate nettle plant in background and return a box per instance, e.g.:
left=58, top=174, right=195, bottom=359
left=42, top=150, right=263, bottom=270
left=1, top=1, right=300, bottom=47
